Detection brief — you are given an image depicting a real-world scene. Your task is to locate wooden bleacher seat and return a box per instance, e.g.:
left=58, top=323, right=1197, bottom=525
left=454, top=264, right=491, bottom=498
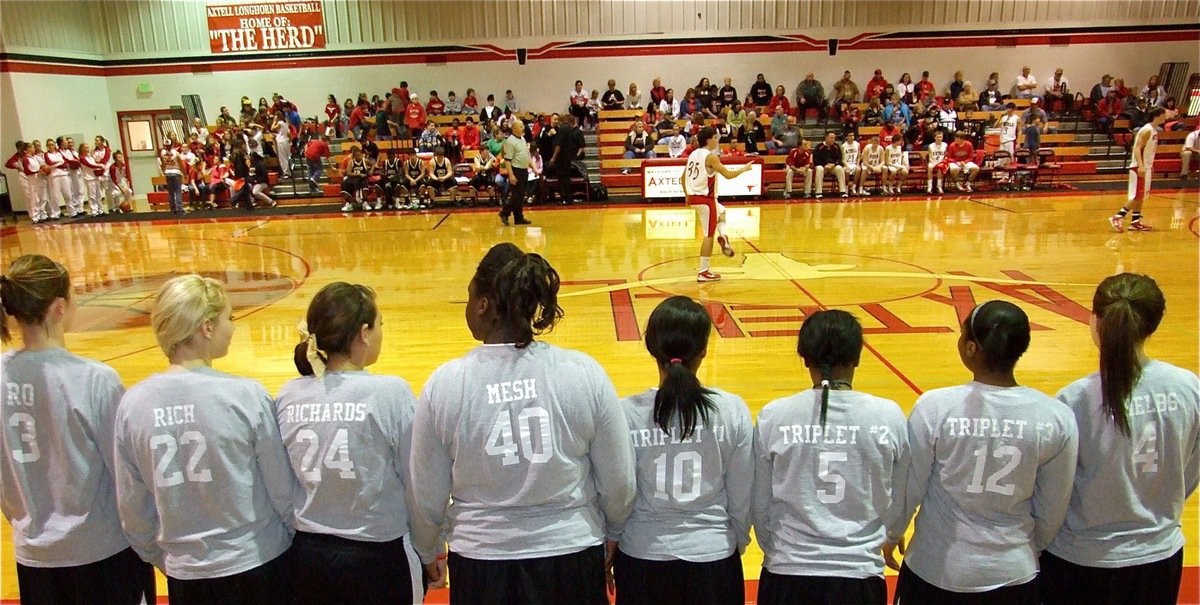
left=599, top=109, right=645, bottom=120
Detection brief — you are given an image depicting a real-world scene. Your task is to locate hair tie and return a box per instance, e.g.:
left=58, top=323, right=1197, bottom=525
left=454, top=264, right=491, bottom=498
left=669, top=358, right=683, bottom=365
left=968, top=302, right=987, bottom=337
left=297, top=320, right=326, bottom=379
left=821, top=379, right=831, bottom=388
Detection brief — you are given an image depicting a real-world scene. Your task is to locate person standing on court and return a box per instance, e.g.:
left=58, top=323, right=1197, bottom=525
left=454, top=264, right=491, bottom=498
left=549, top=113, right=586, bottom=205
left=275, top=282, right=425, bottom=605
left=888, top=301, right=1078, bottom=605
left=752, top=310, right=909, bottom=605
left=113, top=275, right=297, bottom=605
left=409, top=243, right=636, bottom=605
left=0, top=254, right=156, bottom=605
left=682, top=126, right=752, bottom=282
left=497, top=118, right=532, bottom=225
left=609, top=296, right=754, bottom=605
left=1040, top=274, right=1199, bottom=605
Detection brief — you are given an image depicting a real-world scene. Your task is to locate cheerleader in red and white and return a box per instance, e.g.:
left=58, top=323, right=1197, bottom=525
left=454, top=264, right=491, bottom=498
left=109, top=151, right=134, bottom=211
left=925, top=130, right=949, bottom=194
left=78, top=142, right=108, bottom=215
left=272, top=112, right=292, bottom=178
left=58, top=136, right=85, bottom=217
left=42, top=139, right=69, bottom=219
left=6, top=141, right=38, bottom=222
left=91, top=136, right=116, bottom=211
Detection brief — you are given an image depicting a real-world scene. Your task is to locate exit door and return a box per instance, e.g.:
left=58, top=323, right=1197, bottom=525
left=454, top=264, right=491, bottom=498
left=116, top=109, right=188, bottom=201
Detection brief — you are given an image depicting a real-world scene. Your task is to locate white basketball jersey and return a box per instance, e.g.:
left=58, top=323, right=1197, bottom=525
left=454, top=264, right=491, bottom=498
left=1130, top=124, right=1158, bottom=169
left=928, top=142, right=948, bottom=165
left=1000, top=114, right=1020, bottom=143
left=841, top=141, right=860, bottom=166
left=863, top=144, right=884, bottom=167
left=685, top=147, right=715, bottom=197
left=886, top=146, right=906, bottom=167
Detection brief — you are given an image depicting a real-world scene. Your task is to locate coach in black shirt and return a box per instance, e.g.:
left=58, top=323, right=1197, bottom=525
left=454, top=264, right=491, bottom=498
left=549, top=114, right=586, bottom=205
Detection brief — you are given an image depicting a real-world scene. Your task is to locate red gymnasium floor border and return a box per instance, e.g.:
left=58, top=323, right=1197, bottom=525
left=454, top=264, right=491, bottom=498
left=2, top=572, right=1197, bottom=605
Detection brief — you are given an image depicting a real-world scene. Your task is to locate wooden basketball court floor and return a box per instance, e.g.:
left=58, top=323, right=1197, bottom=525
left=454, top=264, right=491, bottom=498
left=1, top=188, right=1198, bottom=603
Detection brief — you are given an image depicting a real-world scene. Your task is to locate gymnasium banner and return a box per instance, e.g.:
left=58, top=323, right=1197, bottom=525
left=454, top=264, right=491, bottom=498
left=207, top=2, right=326, bottom=54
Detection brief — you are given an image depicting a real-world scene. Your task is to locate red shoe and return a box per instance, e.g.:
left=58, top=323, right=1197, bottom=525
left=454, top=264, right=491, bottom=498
left=716, top=235, right=735, bottom=257
left=1109, top=215, right=1124, bottom=232
left=697, top=270, right=722, bottom=282
left=1128, top=221, right=1153, bottom=232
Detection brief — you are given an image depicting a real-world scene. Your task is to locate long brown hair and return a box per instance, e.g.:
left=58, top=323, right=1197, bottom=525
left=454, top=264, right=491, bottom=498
left=1093, top=273, right=1165, bottom=436
left=0, top=255, right=71, bottom=344
left=294, top=282, right=378, bottom=376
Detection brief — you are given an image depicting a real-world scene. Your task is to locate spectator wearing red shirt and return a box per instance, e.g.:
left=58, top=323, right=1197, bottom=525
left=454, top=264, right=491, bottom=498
left=391, top=82, right=410, bottom=105
left=946, top=131, right=979, bottom=191
left=767, top=85, right=791, bottom=117
left=405, top=94, right=427, bottom=134
left=1095, top=91, right=1121, bottom=134
left=916, top=71, right=936, bottom=102
left=784, top=139, right=814, bottom=198
left=879, top=122, right=899, bottom=147
left=460, top=117, right=481, bottom=150
left=303, top=135, right=331, bottom=193
left=426, top=91, right=446, bottom=116
left=865, top=69, right=889, bottom=103
left=323, top=94, right=341, bottom=134
left=462, top=88, right=479, bottom=110
left=649, top=77, right=667, bottom=106
left=348, top=102, right=370, bottom=138
left=837, top=100, right=861, bottom=140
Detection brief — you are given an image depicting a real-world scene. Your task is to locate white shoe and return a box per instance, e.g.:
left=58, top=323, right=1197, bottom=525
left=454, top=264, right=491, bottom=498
left=926, top=184, right=932, bottom=194
left=964, top=182, right=973, bottom=192
left=783, top=191, right=791, bottom=199
left=341, top=202, right=353, bottom=212
left=955, top=182, right=964, bottom=192
left=936, top=185, right=944, bottom=194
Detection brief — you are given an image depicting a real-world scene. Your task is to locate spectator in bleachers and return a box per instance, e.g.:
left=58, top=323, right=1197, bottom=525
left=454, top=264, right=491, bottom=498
left=650, top=77, right=667, bottom=106
left=767, top=85, right=791, bottom=117
left=946, top=70, right=966, bottom=102
left=865, top=69, right=889, bottom=103
left=419, top=121, right=444, bottom=153
left=783, top=139, right=813, bottom=199
left=718, top=77, right=737, bottom=110
left=880, top=83, right=897, bottom=107
left=239, top=96, right=256, bottom=123
left=795, top=73, right=828, bottom=123
left=444, top=121, right=463, bottom=162
left=745, top=111, right=767, bottom=155
left=463, top=88, right=479, bottom=111
left=863, top=97, right=884, bottom=126
left=771, top=115, right=801, bottom=155
left=683, top=112, right=701, bottom=139
left=1044, top=68, right=1071, bottom=111
left=348, top=102, right=369, bottom=139
left=303, top=134, right=330, bottom=193
left=216, top=106, right=237, bottom=130
left=663, top=126, right=688, bottom=158
left=1013, top=66, right=1038, bottom=99
left=660, top=89, right=680, bottom=120
left=1162, top=97, right=1181, bottom=126
left=442, top=91, right=461, bottom=115
left=980, top=80, right=1006, bottom=111
left=726, top=101, right=748, bottom=141
left=587, top=90, right=602, bottom=129
left=486, top=125, right=505, bottom=156
left=426, top=91, right=446, bottom=116
left=1095, top=90, right=1121, bottom=134
left=654, top=111, right=676, bottom=141
left=680, top=88, right=701, bottom=118
left=837, top=99, right=861, bottom=140
left=695, top=78, right=717, bottom=116
left=884, top=94, right=912, bottom=127
left=834, top=70, right=860, bottom=103
left=626, top=83, right=643, bottom=110
left=504, top=89, right=519, bottom=113
left=376, top=101, right=400, bottom=140
left=769, top=105, right=788, bottom=139
left=897, top=73, right=916, bottom=104
left=469, top=145, right=498, bottom=197
left=1180, top=123, right=1200, bottom=178
left=916, top=71, right=936, bottom=102
left=569, top=81, right=590, bottom=128
left=479, top=94, right=502, bottom=127
left=1128, top=96, right=1150, bottom=129
left=602, top=79, right=626, bottom=110
left=750, top=73, right=772, bottom=108
left=813, top=131, right=847, bottom=198
left=713, top=114, right=733, bottom=144
left=1021, top=99, right=1049, bottom=133
left=904, top=117, right=926, bottom=152
left=957, top=82, right=979, bottom=111
left=622, top=121, right=656, bottom=170
left=1089, top=75, right=1113, bottom=106
left=323, top=95, right=341, bottom=134
left=641, top=105, right=659, bottom=132
left=460, top=116, right=481, bottom=150
left=938, top=101, right=959, bottom=136
left=879, top=121, right=900, bottom=147
left=1141, top=75, right=1167, bottom=107
left=270, top=112, right=292, bottom=178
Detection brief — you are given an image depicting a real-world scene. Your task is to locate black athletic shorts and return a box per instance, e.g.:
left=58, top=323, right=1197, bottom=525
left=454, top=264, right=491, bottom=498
left=1040, top=548, right=1183, bottom=605
left=613, top=549, right=743, bottom=605
left=291, top=531, right=422, bottom=605
left=16, top=547, right=155, bottom=605
left=757, top=568, right=884, bottom=605
left=448, top=544, right=607, bottom=605
left=166, top=547, right=292, bottom=605
left=894, top=561, right=1036, bottom=605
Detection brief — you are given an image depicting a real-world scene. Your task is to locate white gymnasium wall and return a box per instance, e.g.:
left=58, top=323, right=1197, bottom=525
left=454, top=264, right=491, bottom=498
left=2, top=0, right=1198, bottom=59
left=2, top=73, right=116, bottom=211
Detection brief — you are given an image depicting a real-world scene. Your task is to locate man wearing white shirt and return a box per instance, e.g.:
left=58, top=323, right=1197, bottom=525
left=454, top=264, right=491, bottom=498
left=1013, top=66, right=1038, bottom=99
left=1180, top=125, right=1200, bottom=179
left=664, top=127, right=688, bottom=159
left=1044, top=68, right=1070, bottom=112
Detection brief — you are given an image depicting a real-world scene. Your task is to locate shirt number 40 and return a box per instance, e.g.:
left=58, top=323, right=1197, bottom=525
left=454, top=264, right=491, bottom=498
left=485, top=407, right=553, bottom=466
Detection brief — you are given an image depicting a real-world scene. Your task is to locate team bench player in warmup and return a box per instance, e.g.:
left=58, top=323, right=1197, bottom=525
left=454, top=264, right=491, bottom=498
left=682, top=126, right=753, bottom=282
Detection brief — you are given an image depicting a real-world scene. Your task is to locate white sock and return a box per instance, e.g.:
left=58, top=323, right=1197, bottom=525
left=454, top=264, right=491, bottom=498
left=699, top=256, right=711, bottom=272
left=716, top=221, right=727, bottom=240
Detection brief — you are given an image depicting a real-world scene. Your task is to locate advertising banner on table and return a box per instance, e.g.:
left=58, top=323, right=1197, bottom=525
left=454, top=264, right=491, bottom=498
left=207, top=2, right=326, bottom=54
left=643, top=162, right=763, bottom=198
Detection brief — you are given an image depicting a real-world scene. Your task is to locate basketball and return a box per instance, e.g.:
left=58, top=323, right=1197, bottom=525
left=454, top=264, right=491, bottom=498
left=119, top=201, right=132, bottom=213
left=38, top=165, right=50, bottom=175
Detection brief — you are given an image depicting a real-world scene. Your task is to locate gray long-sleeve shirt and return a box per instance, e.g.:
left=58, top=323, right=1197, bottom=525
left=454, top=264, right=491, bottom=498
left=615, top=387, right=753, bottom=562
left=1, top=348, right=131, bottom=567
left=113, top=367, right=296, bottom=579
left=1048, top=361, right=1200, bottom=567
left=275, top=371, right=416, bottom=541
left=900, top=383, right=1078, bottom=592
left=409, top=342, right=635, bottom=564
left=752, top=389, right=910, bottom=578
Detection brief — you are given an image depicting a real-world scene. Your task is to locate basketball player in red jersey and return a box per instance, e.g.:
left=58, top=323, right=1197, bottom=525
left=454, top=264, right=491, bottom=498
left=682, top=127, right=752, bottom=282
left=1110, top=107, right=1166, bottom=232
